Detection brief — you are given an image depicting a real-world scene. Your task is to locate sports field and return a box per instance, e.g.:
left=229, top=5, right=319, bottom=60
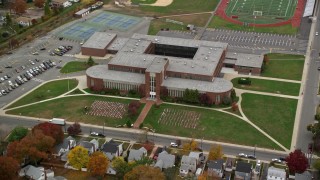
left=225, top=0, right=298, bottom=24
left=55, top=11, right=142, bottom=41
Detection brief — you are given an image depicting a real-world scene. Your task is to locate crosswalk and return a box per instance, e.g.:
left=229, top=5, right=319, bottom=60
left=32, top=78, right=44, bottom=83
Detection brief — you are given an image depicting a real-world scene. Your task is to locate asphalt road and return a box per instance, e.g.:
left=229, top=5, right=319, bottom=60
left=295, top=0, right=320, bottom=153
left=0, top=115, right=287, bottom=161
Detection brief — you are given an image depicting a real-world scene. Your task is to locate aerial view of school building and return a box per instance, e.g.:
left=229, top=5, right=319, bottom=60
left=85, top=32, right=264, bottom=104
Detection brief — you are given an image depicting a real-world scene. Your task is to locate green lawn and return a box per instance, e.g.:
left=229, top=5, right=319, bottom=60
left=148, top=13, right=211, bottom=35
left=139, top=0, right=219, bottom=15
left=60, top=61, right=90, bottom=73
left=67, top=89, right=85, bottom=95
left=208, top=16, right=298, bottom=35
left=241, top=93, right=297, bottom=149
left=232, top=77, right=301, bottom=96
left=6, top=95, right=144, bottom=128
left=131, top=0, right=157, bottom=4
left=262, top=55, right=304, bottom=81
left=6, top=79, right=78, bottom=109
left=143, top=104, right=281, bottom=149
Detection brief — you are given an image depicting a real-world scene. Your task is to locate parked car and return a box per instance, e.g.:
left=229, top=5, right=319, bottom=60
left=90, top=132, right=105, bottom=137
left=1, top=90, right=7, bottom=95
left=0, top=77, right=4, bottom=82
left=271, top=158, right=282, bottom=163
left=238, top=153, right=248, bottom=158
left=32, top=52, right=39, bottom=55
left=29, top=60, right=35, bottom=65
left=170, top=142, right=178, bottom=147
left=247, top=155, right=256, bottom=159
left=40, top=47, right=46, bottom=51
left=5, top=65, right=12, bottom=68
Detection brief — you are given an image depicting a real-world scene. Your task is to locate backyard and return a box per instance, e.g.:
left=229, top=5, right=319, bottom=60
left=231, top=77, right=301, bottom=96
left=6, top=95, right=144, bottom=127
left=6, top=79, right=78, bottom=109
left=241, top=93, right=298, bottom=149
left=262, top=53, right=304, bottom=80
left=143, top=103, right=281, bottom=149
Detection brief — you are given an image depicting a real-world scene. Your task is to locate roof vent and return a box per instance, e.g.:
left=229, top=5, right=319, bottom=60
left=205, top=57, right=208, bottom=60
left=135, top=43, right=139, bottom=46
left=248, top=57, right=250, bottom=59
left=138, top=39, right=141, bottom=42
left=184, top=62, right=187, bottom=65
left=157, top=61, right=160, bottom=63
left=208, top=51, right=211, bottom=54
left=155, top=38, right=158, bottom=41
left=210, top=47, right=213, bottom=50
left=143, top=58, right=146, bottom=61
left=234, top=53, right=237, bottom=55
left=192, top=66, right=194, bottom=68
left=130, top=49, right=133, bottom=52
left=214, top=48, right=217, bottom=51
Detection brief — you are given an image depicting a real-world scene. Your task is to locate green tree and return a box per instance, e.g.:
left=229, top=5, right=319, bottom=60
left=0, top=156, right=19, bottom=180
left=7, top=126, right=28, bottom=142
left=87, top=56, right=95, bottom=66
left=5, top=13, right=12, bottom=26
left=313, top=159, right=320, bottom=170
left=112, top=157, right=132, bottom=177
left=68, top=146, right=89, bottom=170
left=44, top=0, right=51, bottom=16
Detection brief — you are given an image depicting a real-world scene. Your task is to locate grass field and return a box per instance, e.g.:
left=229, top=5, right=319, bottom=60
left=148, top=13, right=211, bottom=35
left=262, top=53, right=304, bottom=80
left=139, top=0, right=219, bottom=15
left=143, top=104, right=281, bottom=149
left=6, top=79, right=78, bottom=109
left=232, top=77, right=301, bottom=96
left=6, top=95, right=144, bottom=127
left=241, top=93, right=297, bottom=149
left=208, top=16, right=298, bottom=34
left=60, top=61, right=90, bottom=73
left=225, top=0, right=297, bottom=24
left=132, top=0, right=156, bottom=4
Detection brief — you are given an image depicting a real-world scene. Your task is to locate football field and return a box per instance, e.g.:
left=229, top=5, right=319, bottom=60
left=225, top=0, right=298, bottom=24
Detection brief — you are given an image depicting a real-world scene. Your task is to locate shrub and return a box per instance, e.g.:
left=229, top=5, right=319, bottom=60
left=100, top=91, right=106, bottom=95
left=139, top=123, right=143, bottom=129
left=315, top=114, right=320, bottom=121
left=231, top=89, right=237, bottom=102
left=238, top=78, right=251, bottom=85
left=126, top=120, right=132, bottom=128
left=2, top=32, right=9, bottom=38
left=223, top=96, right=231, bottom=105
left=231, top=102, right=238, bottom=112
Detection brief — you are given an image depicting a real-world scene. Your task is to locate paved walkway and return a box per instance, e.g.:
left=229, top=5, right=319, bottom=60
left=133, top=101, right=153, bottom=128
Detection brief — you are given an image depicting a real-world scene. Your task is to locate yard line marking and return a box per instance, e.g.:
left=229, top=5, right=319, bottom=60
left=285, top=0, right=292, bottom=17
left=231, top=0, right=240, bottom=13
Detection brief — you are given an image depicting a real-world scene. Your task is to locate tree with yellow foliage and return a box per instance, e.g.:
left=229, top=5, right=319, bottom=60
left=67, top=146, right=89, bottom=170
left=87, top=152, right=109, bottom=177
left=183, top=138, right=198, bottom=151
left=208, top=144, right=223, bottom=161
left=197, top=171, right=208, bottom=180
left=81, top=0, right=95, bottom=5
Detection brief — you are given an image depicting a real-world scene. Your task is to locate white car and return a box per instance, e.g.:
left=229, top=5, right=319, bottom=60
left=238, top=153, right=248, bottom=158
left=271, top=158, right=282, bottom=163
left=256, top=160, right=261, bottom=166
left=170, top=142, right=178, bottom=147
left=316, top=32, right=319, bottom=36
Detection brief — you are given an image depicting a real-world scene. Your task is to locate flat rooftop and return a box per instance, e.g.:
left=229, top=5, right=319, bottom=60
left=107, top=37, right=129, bottom=51
left=163, top=77, right=232, bottom=93
left=82, top=32, right=116, bottom=49
left=226, top=52, right=264, bottom=68
left=86, top=65, right=145, bottom=84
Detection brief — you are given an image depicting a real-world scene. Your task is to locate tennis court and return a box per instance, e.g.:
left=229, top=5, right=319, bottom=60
left=225, top=0, right=298, bottom=24
left=55, top=11, right=142, bottom=41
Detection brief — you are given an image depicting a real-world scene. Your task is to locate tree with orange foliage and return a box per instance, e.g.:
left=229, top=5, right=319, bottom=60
left=33, top=122, right=64, bottom=144
left=232, top=102, right=239, bottom=112
left=34, top=0, right=45, bottom=8
left=88, top=152, right=109, bottom=177
left=0, top=156, right=19, bottom=180
left=12, top=0, right=27, bottom=15
left=124, top=165, right=165, bottom=180
left=197, top=171, right=208, bottom=180
left=7, top=130, right=55, bottom=165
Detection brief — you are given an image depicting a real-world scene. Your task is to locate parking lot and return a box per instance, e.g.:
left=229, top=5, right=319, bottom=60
left=201, top=29, right=308, bottom=51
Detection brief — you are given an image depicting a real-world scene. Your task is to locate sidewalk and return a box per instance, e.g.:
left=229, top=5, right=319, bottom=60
left=133, top=101, right=153, bottom=128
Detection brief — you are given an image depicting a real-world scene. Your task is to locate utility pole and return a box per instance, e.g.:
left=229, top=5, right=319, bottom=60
left=103, top=122, right=105, bottom=135
left=254, top=144, right=257, bottom=157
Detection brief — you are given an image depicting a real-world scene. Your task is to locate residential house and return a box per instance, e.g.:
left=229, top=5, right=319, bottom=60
left=154, top=151, right=175, bottom=170
left=90, top=139, right=99, bottom=151
left=128, top=147, right=147, bottom=162
left=55, top=136, right=76, bottom=156
left=267, top=166, right=286, bottom=180
left=225, top=159, right=234, bottom=172
left=78, top=141, right=95, bottom=154
left=235, top=161, right=252, bottom=180
left=15, top=16, right=32, bottom=26
left=179, top=155, right=197, bottom=177
left=101, top=140, right=123, bottom=160
left=19, top=165, right=54, bottom=180
left=106, top=165, right=117, bottom=175
left=207, top=159, right=224, bottom=178
left=74, top=8, right=90, bottom=18
left=189, top=151, right=205, bottom=164
left=295, top=171, right=312, bottom=180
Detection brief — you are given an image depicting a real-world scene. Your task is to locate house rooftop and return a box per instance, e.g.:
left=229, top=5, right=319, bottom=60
left=155, top=151, right=175, bottom=169
left=207, top=159, right=224, bottom=170
left=236, top=161, right=252, bottom=173
left=82, top=32, right=117, bottom=49
left=75, top=8, right=90, bottom=15
left=102, top=140, right=121, bottom=153
left=226, top=52, right=264, bottom=68
left=78, top=141, right=94, bottom=150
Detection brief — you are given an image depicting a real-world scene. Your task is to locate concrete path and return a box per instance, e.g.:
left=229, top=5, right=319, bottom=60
left=133, top=101, right=153, bottom=128
left=223, top=73, right=301, bottom=83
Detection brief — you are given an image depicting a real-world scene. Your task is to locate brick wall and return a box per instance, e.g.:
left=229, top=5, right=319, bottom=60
left=82, top=47, right=106, bottom=57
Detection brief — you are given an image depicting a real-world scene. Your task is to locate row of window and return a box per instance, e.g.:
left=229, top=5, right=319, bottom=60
left=104, top=81, right=139, bottom=91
